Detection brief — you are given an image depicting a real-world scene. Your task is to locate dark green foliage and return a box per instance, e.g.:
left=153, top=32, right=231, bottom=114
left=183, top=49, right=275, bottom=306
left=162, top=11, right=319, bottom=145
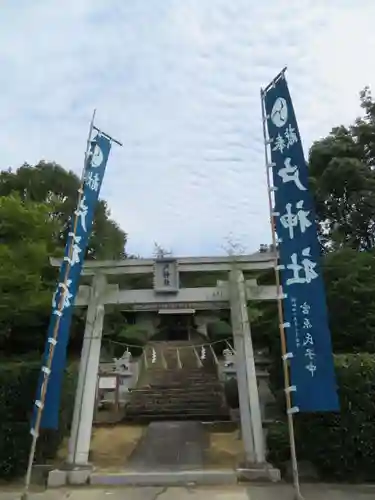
left=266, top=421, right=291, bottom=477
left=0, top=161, right=128, bottom=356
left=0, top=361, right=77, bottom=479
left=0, top=162, right=127, bottom=259
left=309, top=87, right=375, bottom=251
left=207, top=320, right=232, bottom=340
left=102, top=310, right=149, bottom=358
left=0, top=194, right=61, bottom=353
left=206, top=320, right=232, bottom=355
left=267, top=354, right=375, bottom=482
left=115, top=325, right=148, bottom=358
left=324, top=248, right=375, bottom=353
left=253, top=248, right=375, bottom=402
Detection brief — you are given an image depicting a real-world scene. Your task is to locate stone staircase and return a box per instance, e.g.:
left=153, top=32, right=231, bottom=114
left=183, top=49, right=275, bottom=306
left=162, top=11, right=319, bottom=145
left=123, top=341, right=230, bottom=422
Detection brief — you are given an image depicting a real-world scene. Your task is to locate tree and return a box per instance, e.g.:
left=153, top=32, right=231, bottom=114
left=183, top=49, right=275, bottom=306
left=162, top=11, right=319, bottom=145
left=0, top=161, right=127, bottom=259
left=102, top=310, right=148, bottom=358
left=324, top=248, right=375, bottom=353
left=309, top=87, right=375, bottom=251
left=153, top=242, right=173, bottom=259
left=252, top=249, right=375, bottom=372
left=0, top=194, right=61, bottom=353
left=0, top=161, right=129, bottom=356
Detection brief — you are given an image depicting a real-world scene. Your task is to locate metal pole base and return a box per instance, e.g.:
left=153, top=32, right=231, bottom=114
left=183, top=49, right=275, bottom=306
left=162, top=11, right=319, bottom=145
left=293, top=490, right=305, bottom=500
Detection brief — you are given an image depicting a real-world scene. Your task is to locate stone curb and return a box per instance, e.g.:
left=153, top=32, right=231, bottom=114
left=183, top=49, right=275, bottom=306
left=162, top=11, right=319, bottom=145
left=47, top=465, right=282, bottom=488
left=237, top=465, right=281, bottom=483
left=47, top=469, right=237, bottom=487
left=89, top=470, right=237, bottom=487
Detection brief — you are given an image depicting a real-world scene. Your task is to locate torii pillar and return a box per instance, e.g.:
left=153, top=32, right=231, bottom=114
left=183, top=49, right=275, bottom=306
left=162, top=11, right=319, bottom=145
left=67, top=273, right=107, bottom=466
left=229, top=267, right=265, bottom=465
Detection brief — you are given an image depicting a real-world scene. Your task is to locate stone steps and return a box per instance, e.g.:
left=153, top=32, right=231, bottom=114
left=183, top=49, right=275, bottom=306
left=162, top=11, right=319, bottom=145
left=150, top=372, right=269, bottom=384
left=131, top=396, right=225, bottom=408
left=128, top=400, right=225, bottom=410
left=149, top=368, right=219, bottom=375
left=125, top=387, right=226, bottom=408
left=148, top=382, right=221, bottom=389
left=149, top=378, right=220, bottom=385
left=125, top=404, right=228, bottom=413
left=124, top=412, right=231, bottom=423
left=149, top=376, right=222, bottom=384
left=129, top=388, right=223, bottom=396
left=129, top=388, right=224, bottom=397
left=129, top=389, right=223, bottom=398
left=124, top=340, right=229, bottom=423
left=144, top=340, right=217, bottom=372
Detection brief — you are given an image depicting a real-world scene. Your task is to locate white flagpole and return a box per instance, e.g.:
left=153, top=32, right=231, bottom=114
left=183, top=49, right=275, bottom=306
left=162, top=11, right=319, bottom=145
left=21, top=109, right=97, bottom=500
left=260, top=71, right=304, bottom=500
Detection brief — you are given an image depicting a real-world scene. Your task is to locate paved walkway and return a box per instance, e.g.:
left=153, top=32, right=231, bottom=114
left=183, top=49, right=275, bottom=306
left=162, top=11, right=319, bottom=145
left=128, top=422, right=206, bottom=471
left=2, top=485, right=375, bottom=500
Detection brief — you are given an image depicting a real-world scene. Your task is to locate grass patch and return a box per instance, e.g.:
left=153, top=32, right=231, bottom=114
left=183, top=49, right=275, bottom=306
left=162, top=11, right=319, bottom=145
left=205, top=430, right=244, bottom=469
left=89, top=425, right=145, bottom=470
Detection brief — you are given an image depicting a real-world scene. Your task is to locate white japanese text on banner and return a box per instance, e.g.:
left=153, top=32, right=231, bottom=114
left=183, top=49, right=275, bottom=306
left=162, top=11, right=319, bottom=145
left=33, top=133, right=112, bottom=429
left=263, top=73, right=339, bottom=412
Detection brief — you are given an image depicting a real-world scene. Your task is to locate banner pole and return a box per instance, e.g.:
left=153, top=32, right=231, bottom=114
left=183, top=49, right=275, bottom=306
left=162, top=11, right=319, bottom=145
left=260, top=86, right=303, bottom=500
left=262, top=66, right=287, bottom=94
left=21, top=110, right=97, bottom=500
left=85, top=109, right=96, bottom=167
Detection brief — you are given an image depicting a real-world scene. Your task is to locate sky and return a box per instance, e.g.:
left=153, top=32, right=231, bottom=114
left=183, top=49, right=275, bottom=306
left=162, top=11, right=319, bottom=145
left=1, top=0, right=374, bottom=258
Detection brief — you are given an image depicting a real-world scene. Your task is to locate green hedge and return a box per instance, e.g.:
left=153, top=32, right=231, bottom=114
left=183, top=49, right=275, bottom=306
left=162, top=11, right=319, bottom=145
left=0, top=361, right=76, bottom=479
left=267, top=354, right=375, bottom=482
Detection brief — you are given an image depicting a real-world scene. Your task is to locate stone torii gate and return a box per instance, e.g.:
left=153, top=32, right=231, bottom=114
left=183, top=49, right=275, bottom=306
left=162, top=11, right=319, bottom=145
left=51, top=251, right=278, bottom=470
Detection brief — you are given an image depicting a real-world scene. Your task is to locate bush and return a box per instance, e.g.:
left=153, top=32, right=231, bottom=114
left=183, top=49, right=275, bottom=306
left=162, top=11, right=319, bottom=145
left=266, top=420, right=291, bottom=477
left=0, top=361, right=76, bottom=479
left=267, top=354, right=375, bottom=482
left=207, top=320, right=232, bottom=341
left=206, top=320, right=232, bottom=355
left=109, top=325, right=149, bottom=358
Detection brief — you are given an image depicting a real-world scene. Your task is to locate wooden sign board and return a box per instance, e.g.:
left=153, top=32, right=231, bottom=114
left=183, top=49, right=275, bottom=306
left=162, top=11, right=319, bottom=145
left=153, top=259, right=179, bottom=293
left=98, top=376, right=117, bottom=389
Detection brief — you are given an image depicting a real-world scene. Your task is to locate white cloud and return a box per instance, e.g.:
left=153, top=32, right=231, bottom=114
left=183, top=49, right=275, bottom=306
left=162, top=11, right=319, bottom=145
left=0, top=0, right=374, bottom=257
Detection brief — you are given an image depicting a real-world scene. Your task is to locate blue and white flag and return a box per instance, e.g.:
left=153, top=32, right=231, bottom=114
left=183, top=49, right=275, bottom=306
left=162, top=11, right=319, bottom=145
left=33, top=133, right=112, bottom=430
left=263, top=72, right=339, bottom=412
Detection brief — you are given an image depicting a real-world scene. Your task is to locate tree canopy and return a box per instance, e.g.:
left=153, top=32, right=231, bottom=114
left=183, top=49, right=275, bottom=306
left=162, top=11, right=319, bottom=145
left=0, top=194, right=60, bottom=352
left=0, top=161, right=128, bottom=355
left=307, top=88, right=375, bottom=351
left=0, top=161, right=127, bottom=259
left=309, top=87, right=375, bottom=251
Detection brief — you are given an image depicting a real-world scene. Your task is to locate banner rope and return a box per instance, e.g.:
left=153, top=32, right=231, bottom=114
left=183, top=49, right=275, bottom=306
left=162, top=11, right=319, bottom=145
left=100, top=336, right=234, bottom=351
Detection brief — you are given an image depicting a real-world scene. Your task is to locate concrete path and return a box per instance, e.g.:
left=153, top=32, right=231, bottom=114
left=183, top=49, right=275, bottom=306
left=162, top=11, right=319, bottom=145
left=2, top=484, right=375, bottom=500
left=128, top=421, right=206, bottom=471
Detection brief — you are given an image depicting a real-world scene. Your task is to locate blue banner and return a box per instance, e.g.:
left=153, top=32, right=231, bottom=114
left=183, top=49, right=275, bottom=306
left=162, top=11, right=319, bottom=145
left=33, top=133, right=112, bottom=429
left=263, top=72, right=339, bottom=412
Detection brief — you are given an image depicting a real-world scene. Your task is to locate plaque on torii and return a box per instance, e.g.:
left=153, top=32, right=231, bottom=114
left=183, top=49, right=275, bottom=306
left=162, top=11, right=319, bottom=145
left=153, top=258, right=179, bottom=293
